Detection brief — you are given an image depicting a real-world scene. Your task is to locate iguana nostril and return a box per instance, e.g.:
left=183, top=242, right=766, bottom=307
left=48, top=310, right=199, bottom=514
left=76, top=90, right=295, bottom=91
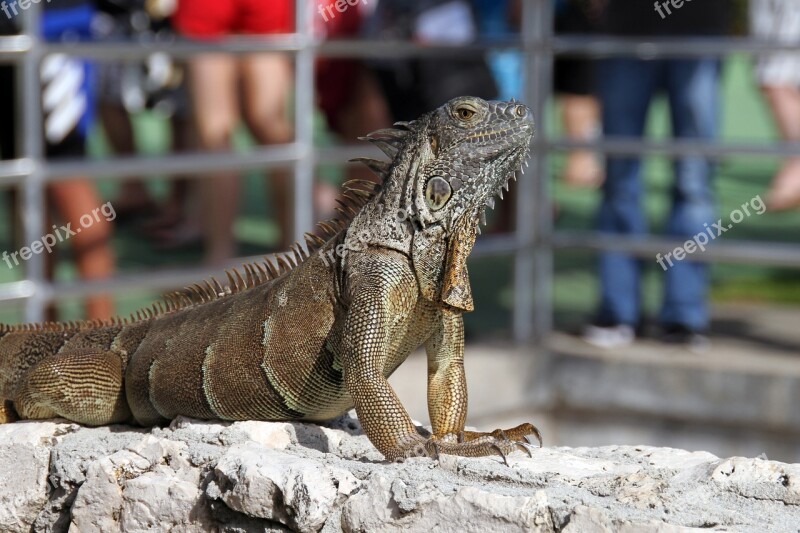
left=515, top=105, right=526, bottom=118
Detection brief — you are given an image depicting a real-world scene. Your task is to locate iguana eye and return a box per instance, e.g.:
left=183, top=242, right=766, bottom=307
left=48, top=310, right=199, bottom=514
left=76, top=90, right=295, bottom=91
left=425, top=177, right=452, bottom=211
left=455, top=106, right=476, bottom=121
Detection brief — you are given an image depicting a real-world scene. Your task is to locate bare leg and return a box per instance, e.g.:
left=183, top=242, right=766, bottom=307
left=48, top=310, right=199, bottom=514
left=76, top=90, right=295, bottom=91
left=187, top=54, right=241, bottom=264
left=560, top=94, right=603, bottom=188
left=240, top=54, right=294, bottom=250
left=101, top=105, right=155, bottom=215
left=762, top=85, right=800, bottom=210
left=143, top=114, right=197, bottom=234
left=49, top=179, right=116, bottom=320
left=165, top=114, right=195, bottom=219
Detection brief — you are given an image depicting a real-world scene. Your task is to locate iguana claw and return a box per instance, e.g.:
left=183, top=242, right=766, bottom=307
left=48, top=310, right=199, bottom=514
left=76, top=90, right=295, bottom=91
left=523, top=425, right=544, bottom=448
left=516, top=442, right=535, bottom=458
left=491, top=443, right=510, bottom=466
left=403, top=421, right=542, bottom=464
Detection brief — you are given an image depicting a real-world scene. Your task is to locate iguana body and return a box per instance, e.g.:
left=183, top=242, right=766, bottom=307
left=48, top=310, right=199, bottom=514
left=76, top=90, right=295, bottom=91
left=0, top=97, right=538, bottom=461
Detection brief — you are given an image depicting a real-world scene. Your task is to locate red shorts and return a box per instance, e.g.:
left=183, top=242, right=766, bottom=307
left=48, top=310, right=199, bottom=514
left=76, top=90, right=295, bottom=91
left=174, top=0, right=294, bottom=38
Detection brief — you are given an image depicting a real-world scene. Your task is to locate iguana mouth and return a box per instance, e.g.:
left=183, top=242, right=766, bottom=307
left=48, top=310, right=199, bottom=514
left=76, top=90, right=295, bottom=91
left=466, top=123, right=533, bottom=143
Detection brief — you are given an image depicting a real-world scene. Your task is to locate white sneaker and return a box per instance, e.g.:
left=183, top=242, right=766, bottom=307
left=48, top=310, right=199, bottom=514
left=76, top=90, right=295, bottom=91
left=582, top=323, right=635, bottom=349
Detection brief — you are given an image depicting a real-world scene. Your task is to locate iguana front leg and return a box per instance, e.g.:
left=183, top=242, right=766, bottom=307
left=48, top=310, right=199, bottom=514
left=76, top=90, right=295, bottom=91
left=426, top=308, right=468, bottom=437
left=342, top=252, right=431, bottom=461
left=342, top=250, right=540, bottom=462
left=424, top=309, right=542, bottom=462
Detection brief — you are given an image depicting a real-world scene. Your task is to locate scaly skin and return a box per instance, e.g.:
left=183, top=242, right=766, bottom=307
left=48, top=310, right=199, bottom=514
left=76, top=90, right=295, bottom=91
left=0, top=96, right=539, bottom=461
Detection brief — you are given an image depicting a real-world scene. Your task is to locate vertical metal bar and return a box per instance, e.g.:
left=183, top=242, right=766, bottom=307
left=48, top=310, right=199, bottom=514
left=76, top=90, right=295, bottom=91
left=531, top=0, right=554, bottom=345
left=514, top=0, right=553, bottom=344
left=293, top=0, right=315, bottom=244
left=18, top=3, right=47, bottom=322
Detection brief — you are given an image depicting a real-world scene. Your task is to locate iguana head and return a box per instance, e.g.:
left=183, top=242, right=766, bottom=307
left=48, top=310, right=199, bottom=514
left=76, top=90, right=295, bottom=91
left=411, top=96, right=533, bottom=230
left=349, top=96, right=534, bottom=311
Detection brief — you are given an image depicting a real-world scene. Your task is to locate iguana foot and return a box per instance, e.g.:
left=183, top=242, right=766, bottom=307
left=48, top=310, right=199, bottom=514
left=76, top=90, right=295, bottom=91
left=459, top=422, right=542, bottom=447
left=394, top=422, right=542, bottom=464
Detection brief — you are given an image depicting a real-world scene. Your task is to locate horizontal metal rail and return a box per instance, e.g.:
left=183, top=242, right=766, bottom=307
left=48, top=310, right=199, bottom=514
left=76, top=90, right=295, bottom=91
left=548, top=138, right=800, bottom=159
left=46, top=145, right=299, bottom=181
left=3, top=35, right=798, bottom=64
left=0, top=280, right=36, bottom=303
left=2, top=136, right=800, bottom=189
left=0, top=145, right=384, bottom=187
left=552, top=232, right=800, bottom=268
left=0, top=34, right=30, bottom=54
left=552, top=36, right=800, bottom=58
left=0, top=158, right=33, bottom=185
left=3, top=230, right=798, bottom=305
left=0, top=36, right=522, bottom=62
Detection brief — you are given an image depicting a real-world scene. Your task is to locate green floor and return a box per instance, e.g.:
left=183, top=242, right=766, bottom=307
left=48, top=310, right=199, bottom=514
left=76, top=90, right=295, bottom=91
left=1, top=55, right=798, bottom=337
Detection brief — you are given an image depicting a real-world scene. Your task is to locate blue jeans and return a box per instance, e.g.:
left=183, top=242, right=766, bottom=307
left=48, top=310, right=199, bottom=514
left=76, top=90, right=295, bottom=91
left=597, top=58, right=720, bottom=330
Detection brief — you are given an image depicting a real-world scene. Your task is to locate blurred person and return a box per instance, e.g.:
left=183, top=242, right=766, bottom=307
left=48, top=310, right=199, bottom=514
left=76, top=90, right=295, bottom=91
left=551, top=0, right=603, bottom=188
left=511, top=0, right=604, bottom=188
left=361, top=0, right=502, bottom=233
left=363, top=0, right=498, bottom=122
left=582, top=0, right=731, bottom=350
left=174, top=0, right=295, bottom=263
left=95, top=0, right=196, bottom=245
left=750, top=0, right=800, bottom=211
left=315, top=0, right=392, bottom=200
left=474, top=0, right=521, bottom=100
left=44, top=0, right=118, bottom=320
left=473, top=0, right=522, bottom=234
left=0, top=0, right=118, bottom=320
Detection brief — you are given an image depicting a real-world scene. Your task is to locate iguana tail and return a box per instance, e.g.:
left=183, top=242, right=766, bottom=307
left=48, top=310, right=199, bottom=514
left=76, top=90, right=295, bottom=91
left=0, top=324, right=131, bottom=425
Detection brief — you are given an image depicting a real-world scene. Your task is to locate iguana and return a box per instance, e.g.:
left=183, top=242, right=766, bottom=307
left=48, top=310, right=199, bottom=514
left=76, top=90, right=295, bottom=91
left=0, top=96, right=539, bottom=462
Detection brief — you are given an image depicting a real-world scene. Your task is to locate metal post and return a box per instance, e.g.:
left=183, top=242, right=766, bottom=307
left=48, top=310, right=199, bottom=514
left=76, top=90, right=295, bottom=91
left=532, top=1, right=555, bottom=345
left=514, top=0, right=553, bottom=344
left=293, top=0, right=315, bottom=244
left=18, top=3, right=47, bottom=322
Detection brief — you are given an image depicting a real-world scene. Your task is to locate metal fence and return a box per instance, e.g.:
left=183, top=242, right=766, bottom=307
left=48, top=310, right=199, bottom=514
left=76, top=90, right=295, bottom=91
left=0, top=1, right=799, bottom=344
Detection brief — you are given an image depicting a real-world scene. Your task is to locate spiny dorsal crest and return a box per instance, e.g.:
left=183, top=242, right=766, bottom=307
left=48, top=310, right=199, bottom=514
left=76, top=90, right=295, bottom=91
left=350, top=122, right=414, bottom=181
left=156, top=177, right=381, bottom=313
left=0, top=141, right=393, bottom=334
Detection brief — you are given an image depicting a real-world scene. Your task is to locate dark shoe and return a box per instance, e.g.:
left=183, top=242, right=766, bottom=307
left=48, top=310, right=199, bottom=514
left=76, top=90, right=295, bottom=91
left=660, top=324, right=711, bottom=353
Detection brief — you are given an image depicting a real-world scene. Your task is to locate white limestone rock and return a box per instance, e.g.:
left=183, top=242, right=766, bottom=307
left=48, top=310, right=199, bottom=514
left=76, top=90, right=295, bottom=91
left=712, top=456, right=800, bottom=505
left=0, top=420, right=79, bottom=533
left=210, top=444, right=360, bottom=533
left=70, top=435, right=211, bottom=532
left=341, top=474, right=554, bottom=532
left=0, top=442, right=52, bottom=533
left=0, top=418, right=799, bottom=532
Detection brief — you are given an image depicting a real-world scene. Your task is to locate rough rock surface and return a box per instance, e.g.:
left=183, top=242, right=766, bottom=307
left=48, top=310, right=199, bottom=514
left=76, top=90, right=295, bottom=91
left=0, top=415, right=798, bottom=532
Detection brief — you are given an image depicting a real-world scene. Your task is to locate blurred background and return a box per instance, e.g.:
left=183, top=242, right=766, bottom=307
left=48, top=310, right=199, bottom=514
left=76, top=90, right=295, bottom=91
left=1, top=0, right=800, bottom=461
